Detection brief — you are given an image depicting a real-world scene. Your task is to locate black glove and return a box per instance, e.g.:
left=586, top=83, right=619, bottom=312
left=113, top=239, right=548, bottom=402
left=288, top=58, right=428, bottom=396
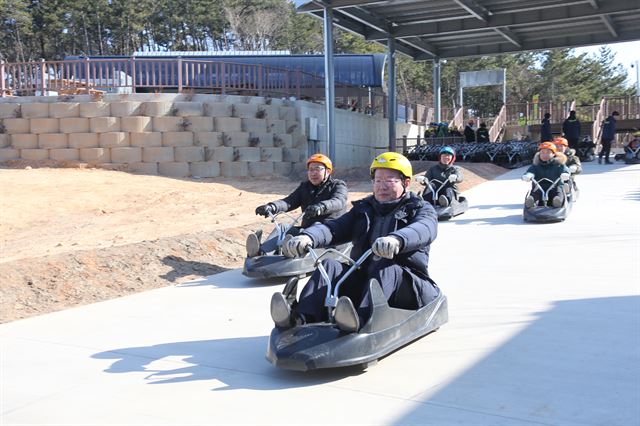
left=304, top=203, right=326, bottom=219
left=255, top=203, right=276, bottom=217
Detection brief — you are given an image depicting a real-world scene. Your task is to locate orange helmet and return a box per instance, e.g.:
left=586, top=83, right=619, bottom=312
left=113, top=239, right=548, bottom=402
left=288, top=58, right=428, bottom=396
left=306, top=153, right=333, bottom=172
left=539, top=142, right=557, bottom=153
left=554, top=137, right=568, bottom=147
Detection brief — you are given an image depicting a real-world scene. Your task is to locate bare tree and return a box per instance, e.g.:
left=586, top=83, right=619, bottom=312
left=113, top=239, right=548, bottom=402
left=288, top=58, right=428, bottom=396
left=224, top=3, right=288, bottom=51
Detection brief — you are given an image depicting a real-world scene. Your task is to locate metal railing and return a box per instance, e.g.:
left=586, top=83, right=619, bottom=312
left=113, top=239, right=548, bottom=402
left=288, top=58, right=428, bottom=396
left=489, top=105, right=507, bottom=142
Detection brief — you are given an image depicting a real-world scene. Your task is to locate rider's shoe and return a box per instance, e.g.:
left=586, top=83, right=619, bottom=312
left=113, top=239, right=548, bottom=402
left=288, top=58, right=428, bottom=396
left=552, top=195, right=563, bottom=208
left=246, top=232, right=261, bottom=257
left=438, top=195, right=449, bottom=207
left=525, top=196, right=535, bottom=209
left=270, top=292, right=293, bottom=329
left=334, top=296, right=360, bottom=333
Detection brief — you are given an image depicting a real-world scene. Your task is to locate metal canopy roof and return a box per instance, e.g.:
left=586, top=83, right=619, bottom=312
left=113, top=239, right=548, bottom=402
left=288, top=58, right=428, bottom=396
left=295, top=0, right=640, bottom=60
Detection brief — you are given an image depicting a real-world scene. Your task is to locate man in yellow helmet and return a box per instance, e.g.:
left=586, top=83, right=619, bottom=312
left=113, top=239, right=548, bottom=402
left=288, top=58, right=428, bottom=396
left=269, top=152, right=440, bottom=333
left=247, top=153, right=348, bottom=257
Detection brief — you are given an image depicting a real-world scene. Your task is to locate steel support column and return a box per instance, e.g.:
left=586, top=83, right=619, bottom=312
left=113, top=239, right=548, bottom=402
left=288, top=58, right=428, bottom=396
left=323, top=6, right=336, bottom=161
left=388, top=38, right=396, bottom=151
left=433, top=58, right=441, bottom=122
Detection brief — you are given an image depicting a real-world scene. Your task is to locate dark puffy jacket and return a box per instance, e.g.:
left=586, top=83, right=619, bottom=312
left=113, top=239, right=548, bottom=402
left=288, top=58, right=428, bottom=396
left=526, top=152, right=571, bottom=190
left=302, top=192, right=438, bottom=280
left=565, top=149, right=582, bottom=174
left=601, top=115, right=617, bottom=141
left=476, top=127, right=490, bottom=143
left=426, top=163, right=463, bottom=193
left=562, top=117, right=581, bottom=140
left=271, top=176, right=348, bottom=228
left=464, top=125, right=476, bottom=142
left=540, top=118, right=552, bottom=142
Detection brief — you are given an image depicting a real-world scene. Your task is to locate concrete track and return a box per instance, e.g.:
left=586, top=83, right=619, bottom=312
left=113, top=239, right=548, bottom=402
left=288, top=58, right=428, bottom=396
left=2, top=162, right=639, bottom=426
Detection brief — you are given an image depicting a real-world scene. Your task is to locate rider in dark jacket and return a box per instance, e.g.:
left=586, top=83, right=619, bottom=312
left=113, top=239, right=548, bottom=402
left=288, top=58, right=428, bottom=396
left=247, top=153, right=348, bottom=257
left=476, top=122, right=490, bottom=142
left=522, top=142, right=571, bottom=208
left=420, top=146, right=463, bottom=208
left=269, top=152, right=440, bottom=333
left=562, top=110, right=581, bottom=149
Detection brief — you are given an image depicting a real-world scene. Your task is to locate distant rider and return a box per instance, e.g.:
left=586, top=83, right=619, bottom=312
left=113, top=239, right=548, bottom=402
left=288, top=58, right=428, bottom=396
left=522, top=142, right=571, bottom=208
left=247, top=153, right=348, bottom=257
left=419, top=146, right=464, bottom=208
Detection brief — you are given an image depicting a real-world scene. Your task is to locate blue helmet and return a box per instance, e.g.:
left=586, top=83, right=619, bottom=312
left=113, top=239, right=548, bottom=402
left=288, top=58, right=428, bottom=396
left=439, top=146, right=455, bottom=156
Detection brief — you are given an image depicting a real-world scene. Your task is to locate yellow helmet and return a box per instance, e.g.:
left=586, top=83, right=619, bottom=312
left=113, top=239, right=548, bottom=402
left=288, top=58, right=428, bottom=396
left=370, top=152, right=412, bottom=179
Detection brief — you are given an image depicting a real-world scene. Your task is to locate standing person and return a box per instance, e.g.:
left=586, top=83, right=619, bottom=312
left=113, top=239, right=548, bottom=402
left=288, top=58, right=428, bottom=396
left=247, top=153, right=348, bottom=257
left=562, top=110, right=581, bottom=150
left=541, top=112, right=553, bottom=143
left=464, top=120, right=476, bottom=143
left=269, top=152, right=440, bottom=332
left=599, top=111, right=620, bottom=165
left=476, top=122, right=490, bottom=142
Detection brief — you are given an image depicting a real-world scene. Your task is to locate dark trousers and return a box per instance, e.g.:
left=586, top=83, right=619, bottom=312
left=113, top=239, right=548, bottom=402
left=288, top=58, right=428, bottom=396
left=599, top=139, right=613, bottom=162
left=295, top=258, right=439, bottom=324
left=567, top=137, right=580, bottom=150
left=423, top=186, right=456, bottom=205
left=531, top=186, right=564, bottom=206
left=260, top=226, right=301, bottom=254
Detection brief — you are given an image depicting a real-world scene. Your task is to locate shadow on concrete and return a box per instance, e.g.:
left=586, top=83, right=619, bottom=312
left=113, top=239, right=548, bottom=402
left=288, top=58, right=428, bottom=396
left=449, top=213, right=523, bottom=226
left=465, top=203, right=523, bottom=211
left=160, top=255, right=232, bottom=282
left=174, top=268, right=289, bottom=289
left=392, top=295, right=640, bottom=425
left=623, top=189, right=640, bottom=201
left=92, top=336, right=363, bottom=391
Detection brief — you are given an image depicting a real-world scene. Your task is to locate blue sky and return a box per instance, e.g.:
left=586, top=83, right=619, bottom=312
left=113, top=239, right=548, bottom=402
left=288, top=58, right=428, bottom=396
left=573, top=41, right=639, bottom=87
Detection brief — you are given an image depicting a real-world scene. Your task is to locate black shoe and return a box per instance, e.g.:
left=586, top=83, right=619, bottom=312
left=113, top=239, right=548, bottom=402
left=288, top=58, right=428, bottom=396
left=598, top=157, right=602, bottom=164
left=270, top=292, right=292, bottom=329
left=334, top=296, right=359, bottom=332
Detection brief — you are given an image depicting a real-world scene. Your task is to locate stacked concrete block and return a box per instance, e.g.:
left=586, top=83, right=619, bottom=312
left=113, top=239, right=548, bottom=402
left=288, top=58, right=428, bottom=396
left=128, top=162, right=158, bottom=175
left=249, top=161, right=275, bottom=177
left=21, top=149, right=49, bottom=161
left=194, top=132, right=222, bottom=149
left=286, top=120, right=300, bottom=134
left=260, top=147, right=283, bottom=162
left=222, top=131, right=250, bottom=147
left=99, top=132, right=129, bottom=148
left=175, top=146, right=205, bottom=163
left=120, top=116, right=150, bottom=132
left=49, top=102, right=79, bottom=118
left=204, top=102, right=233, bottom=117
left=39, top=134, right=67, bottom=149
left=130, top=132, right=162, bottom=147
left=221, top=161, right=248, bottom=177
left=142, top=102, right=173, bottom=117
left=275, top=134, right=293, bottom=148
left=190, top=161, right=220, bottom=178
left=69, top=133, right=99, bottom=149
left=0, top=104, right=21, bottom=118
left=249, top=132, right=274, bottom=147
left=59, top=118, right=90, bottom=133
left=162, top=131, right=193, bottom=147
left=236, top=147, right=260, bottom=162
left=260, top=105, right=280, bottom=120
left=279, top=106, right=296, bottom=121
left=152, top=117, right=182, bottom=132
left=242, top=118, right=267, bottom=133
left=266, top=119, right=286, bottom=134
left=0, top=149, right=20, bottom=161
left=30, top=118, right=59, bottom=134
left=80, top=102, right=110, bottom=118
left=142, top=147, right=174, bottom=163
left=233, top=103, right=258, bottom=119
left=214, top=117, right=241, bottom=132
left=185, top=117, right=214, bottom=132
left=90, top=117, right=120, bottom=133
left=274, top=162, right=293, bottom=175
left=0, top=134, right=9, bottom=148
left=2, top=119, right=30, bottom=134
left=283, top=148, right=300, bottom=162
left=50, top=149, right=80, bottom=161
left=21, top=103, right=49, bottom=118
left=11, top=134, right=38, bottom=149
left=211, top=146, right=234, bottom=162
left=111, top=147, right=142, bottom=163
left=159, top=162, right=190, bottom=177
left=172, top=102, right=203, bottom=117
left=80, top=148, right=110, bottom=163
left=109, top=101, right=141, bottom=117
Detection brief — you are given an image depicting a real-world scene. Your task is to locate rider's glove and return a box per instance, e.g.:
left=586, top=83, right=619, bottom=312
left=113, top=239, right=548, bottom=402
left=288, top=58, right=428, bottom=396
left=569, top=165, right=578, bottom=173
left=560, top=172, right=571, bottom=182
left=283, top=235, right=312, bottom=258
left=255, top=203, right=276, bottom=217
left=447, top=174, right=458, bottom=183
left=415, top=175, right=427, bottom=185
left=372, top=236, right=402, bottom=259
left=303, top=203, right=326, bottom=220
left=521, top=173, right=534, bottom=182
